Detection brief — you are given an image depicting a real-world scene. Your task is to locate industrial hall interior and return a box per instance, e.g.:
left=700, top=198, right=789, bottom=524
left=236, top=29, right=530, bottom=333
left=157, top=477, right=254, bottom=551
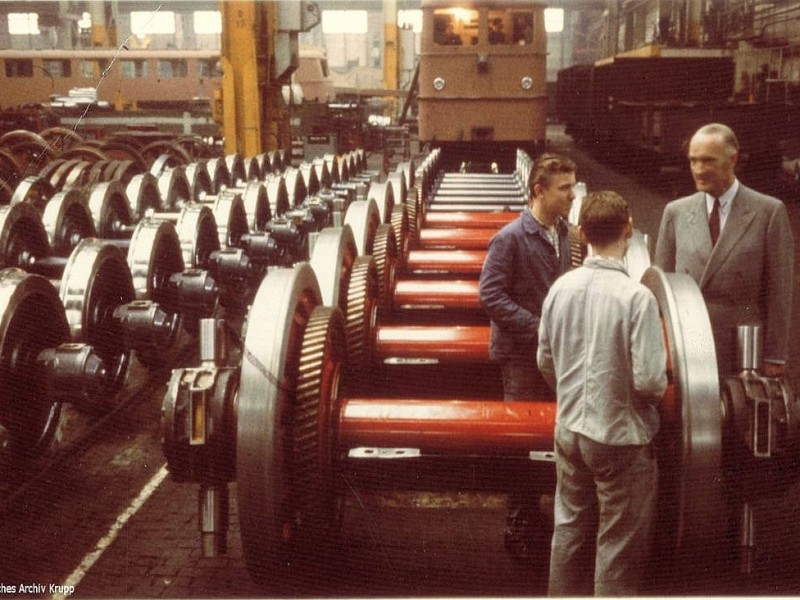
left=0, top=0, right=799, bottom=597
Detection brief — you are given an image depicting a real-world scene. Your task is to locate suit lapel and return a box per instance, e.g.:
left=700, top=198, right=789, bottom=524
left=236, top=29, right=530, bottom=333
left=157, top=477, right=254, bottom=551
left=700, top=186, right=756, bottom=287
left=684, top=192, right=714, bottom=270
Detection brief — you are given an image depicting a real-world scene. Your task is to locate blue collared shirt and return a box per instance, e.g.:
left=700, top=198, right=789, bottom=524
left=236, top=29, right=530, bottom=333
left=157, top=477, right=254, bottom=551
left=537, top=256, right=668, bottom=445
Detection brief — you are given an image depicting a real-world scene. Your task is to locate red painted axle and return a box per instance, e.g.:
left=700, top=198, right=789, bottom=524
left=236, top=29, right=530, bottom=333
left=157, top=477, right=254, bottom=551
left=339, top=399, right=557, bottom=455
left=405, top=250, right=486, bottom=275
left=376, top=325, right=490, bottom=362
left=339, top=386, right=677, bottom=457
left=423, top=211, right=517, bottom=229
left=418, top=228, right=498, bottom=250
left=393, top=279, right=481, bottom=310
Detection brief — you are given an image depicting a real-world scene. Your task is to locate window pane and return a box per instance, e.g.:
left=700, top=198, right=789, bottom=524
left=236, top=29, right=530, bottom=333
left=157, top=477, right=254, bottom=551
left=43, top=59, right=72, bottom=78
left=121, top=60, right=147, bottom=79
left=488, top=11, right=510, bottom=45
left=80, top=60, right=106, bottom=79
left=545, top=8, right=564, bottom=33
left=398, top=9, right=422, bottom=33
left=193, top=11, right=221, bottom=34
left=511, top=12, right=535, bottom=45
left=131, top=10, right=176, bottom=35
left=322, top=10, right=367, bottom=34
left=196, top=59, right=220, bottom=78
left=158, top=59, right=187, bottom=78
left=5, top=59, right=34, bottom=77
left=8, top=13, right=40, bottom=35
left=433, top=8, right=478, bottom=46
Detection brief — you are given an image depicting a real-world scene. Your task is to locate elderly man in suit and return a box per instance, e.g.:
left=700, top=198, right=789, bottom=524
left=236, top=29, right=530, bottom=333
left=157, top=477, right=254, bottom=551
left=654, top=122, right=794, bottom=377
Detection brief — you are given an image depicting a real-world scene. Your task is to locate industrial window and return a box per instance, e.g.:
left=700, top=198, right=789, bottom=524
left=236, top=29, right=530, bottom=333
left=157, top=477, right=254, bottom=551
left=130, top=10, right=176, bottom=36
left=79, top=59, right=108, bottom=80
left=4, top=59, right=33, bottom=78
left=158, top=59, right=188, bottom=78
left=433, top=8, right=478, bottom=46
left=322, top=10, right=368, bottom=34
left=487, top=11, right=511, bottom=45
left=43, top=59, right=72, bottom=78
left=545, top=8, right=564, bottom=33
left=193, top=11, right=221, bottom=35
left=510, top=11, right=535, bottom=45
left=196, top=59, right=220, bottom=79
left=120, top=60, right=147, bottom=79
left=7, top=13, right=40, bottom=35
left=398, top=9, right=422, bottom=33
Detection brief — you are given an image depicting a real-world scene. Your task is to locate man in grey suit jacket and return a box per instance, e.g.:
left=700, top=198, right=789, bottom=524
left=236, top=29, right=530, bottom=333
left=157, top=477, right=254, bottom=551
left=654, top=123, right=794, bottom=377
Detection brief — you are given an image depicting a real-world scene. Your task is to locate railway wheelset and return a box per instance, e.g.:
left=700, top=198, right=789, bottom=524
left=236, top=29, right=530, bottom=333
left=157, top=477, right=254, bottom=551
left=158, top=147, right=800, bottom=591
left=0, top=127, right=387, bottom=468
left=0, top=124, right=795, bottom=591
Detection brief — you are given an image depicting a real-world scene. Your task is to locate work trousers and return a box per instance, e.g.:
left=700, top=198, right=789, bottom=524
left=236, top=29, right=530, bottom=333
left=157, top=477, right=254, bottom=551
left=500, top=359, right=553, bottom=402
left=501, top=359, right=554, bottom=521
left=548, top=426, right=657, bottom=597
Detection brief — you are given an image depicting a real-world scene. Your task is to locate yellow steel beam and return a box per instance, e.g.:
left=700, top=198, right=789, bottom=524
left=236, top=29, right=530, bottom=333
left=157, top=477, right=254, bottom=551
left=219, top=1, right=268, bottom=156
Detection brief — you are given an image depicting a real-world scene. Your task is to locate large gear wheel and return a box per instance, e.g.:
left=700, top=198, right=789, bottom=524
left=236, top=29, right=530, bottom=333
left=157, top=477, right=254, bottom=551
left=343, top=255, right=379, bottom=391
left=371, top=223, right=398, bottom=318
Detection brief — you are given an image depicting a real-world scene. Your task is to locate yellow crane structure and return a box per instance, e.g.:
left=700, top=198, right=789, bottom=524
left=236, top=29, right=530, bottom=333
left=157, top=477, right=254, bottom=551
left=217, top=1, right=321, bottom=157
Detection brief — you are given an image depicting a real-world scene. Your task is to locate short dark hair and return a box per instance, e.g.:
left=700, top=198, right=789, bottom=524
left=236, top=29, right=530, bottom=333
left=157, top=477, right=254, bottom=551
left=579, top=190, right=630, bottom=246
left=529, top=153, right=576, bottom=193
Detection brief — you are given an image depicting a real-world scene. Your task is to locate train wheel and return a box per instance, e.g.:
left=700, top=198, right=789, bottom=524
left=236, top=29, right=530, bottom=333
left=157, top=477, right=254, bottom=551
left=43, top=189, right=97, bottom=257
left=125, top=173, right=162, bottom=221
left=59, top=240, right=135, bottom=403
left=0, top=148, right=23, bottom=191
left=240, top=181, right=271, bottom=232
left=308, top=225, right=359, bottom=310
left=126, top=220, right=184, bottom=367
left=343, top=198, right=381, bottom=256
left=210, top=191, right=249, bottom=249
left=0, top=269, right=69, bottom=458
left=40, top=127, right=84, bottom=153
left=641, top=267, right=726, bottom=564
left=237, top=264, right=345, bottom=589
left=10, top=176, right=55, bottom=213
left=0, top=203, right=51, bottom=270
left=265, top=175, right=290, bottom=218
left=174, top=204, right=221, bottom=270
left=87, top=181, right=134, bottom=240
left=185, top=162, right=215, bottom=202
left=157, top=168, right=193, bottom=211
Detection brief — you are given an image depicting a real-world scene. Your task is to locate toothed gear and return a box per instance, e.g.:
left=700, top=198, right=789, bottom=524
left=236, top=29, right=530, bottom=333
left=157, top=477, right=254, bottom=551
left=371, top=223, right=398, bottom=318
left=344, top=255, right=378, bottom=390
